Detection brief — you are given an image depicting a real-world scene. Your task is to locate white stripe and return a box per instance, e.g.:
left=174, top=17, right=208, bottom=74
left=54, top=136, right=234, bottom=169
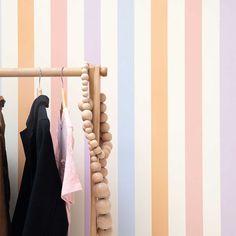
left=168, top=0, right=186, bottom=235
left=67, top=0, right=85, bottom=235
left=202, top=1, right=221, bottom=235
left=134, top=0, right=152, bottom=235
left=0, top=0, right=18, bottom=218
left=101, top=0, right=118, bottom=235
left=34, top=0, right=51, bottom=118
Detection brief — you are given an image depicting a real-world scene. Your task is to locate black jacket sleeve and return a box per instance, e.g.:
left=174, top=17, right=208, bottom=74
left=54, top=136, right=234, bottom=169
left=22, top=118, right=68, bottom=236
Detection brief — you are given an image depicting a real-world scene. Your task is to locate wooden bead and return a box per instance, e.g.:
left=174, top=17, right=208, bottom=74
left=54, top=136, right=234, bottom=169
left=102, top=141, right=113, bottom=149
left=85, top=127, right=93, bottom=133
left=96, top=199, right=111, bottom=215
left=97, top=229, right=112, bottom=236
left=81, top=70, right=88, bottom=76
left=101, top=168, right=108, bottom=177
left=90, top=140, right=98, bottom=149
left=90, top=151, right=95, bottom=156
left=91, top=162, right=101, bottom=172
left=82, top=102, right=92, bottom=111
left=97, top=151, right=105, bottom=160
left=82, top=85, right=88, bottom=91
left=103, top=148, right=110, bottom=159
left=85, top=102, right=93, bottom=110
left=82, top=98, right=90, bottom=103
left=83, top=91, right=88, bottom=97
left=100, top=103, right=107, bottom=112
left=100, top=93, right=106, bottom=102
left=91, top=156, right=98, bottom=162
left=83, top=63, right=89, bottom=69
left=100, top=122, right=110, bottom=133
left=83, top=120, right=93, bottom=129
left=87, top=132, right=96, bottom=141
left=102, top=145, right=112, bottom=153
left=100, top=113, right=108, bottom=123
left=94, top=146, right=102, bottom=155
left=92, top=172, right=103, bottom=183
left=93, top=183, right=110, bottom=198
left=100, top=159, right=107, bottom=167
left=97, top=214, right=112, bottom=230
left=82, top=110, right=92, bottom=121
left=78, top=101, right=83, bottom=111
left=102, top=132, right=112, bottom=142
left=82, top=80, right=88, bottom=86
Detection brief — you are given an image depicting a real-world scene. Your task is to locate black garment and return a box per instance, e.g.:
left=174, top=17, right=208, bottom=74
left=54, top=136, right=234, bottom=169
left=0, top=96, right=11, bottom=236
left=12, top=95, right=68, bottom=236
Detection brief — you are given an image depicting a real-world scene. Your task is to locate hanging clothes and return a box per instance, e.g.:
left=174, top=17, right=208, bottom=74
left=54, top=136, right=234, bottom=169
left=12, top=95, right=68, bottom=236
left=55, top=107, right=82, bottom=225
left=0, top=96, right=11, bottom=236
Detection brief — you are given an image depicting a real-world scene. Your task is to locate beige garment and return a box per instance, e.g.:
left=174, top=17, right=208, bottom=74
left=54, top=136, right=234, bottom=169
left=0, top=96, right=11, bottom=236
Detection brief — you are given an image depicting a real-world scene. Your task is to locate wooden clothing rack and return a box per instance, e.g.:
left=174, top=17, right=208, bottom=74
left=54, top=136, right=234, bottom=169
left=0, top=65, right=107, bottom=236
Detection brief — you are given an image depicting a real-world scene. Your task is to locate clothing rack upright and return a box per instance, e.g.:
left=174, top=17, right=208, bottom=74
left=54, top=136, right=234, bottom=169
left=0, top=65, right=107, bottom=236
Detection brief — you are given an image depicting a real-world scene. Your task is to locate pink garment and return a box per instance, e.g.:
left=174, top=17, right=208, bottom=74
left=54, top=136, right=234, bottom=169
left=55, top=108, right=82, bottom=225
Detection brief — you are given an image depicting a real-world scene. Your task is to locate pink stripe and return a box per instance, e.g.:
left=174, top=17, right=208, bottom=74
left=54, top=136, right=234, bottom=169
left=185, top=0, right=203, bottom=235
left=51, top=0, right=67, bottom=148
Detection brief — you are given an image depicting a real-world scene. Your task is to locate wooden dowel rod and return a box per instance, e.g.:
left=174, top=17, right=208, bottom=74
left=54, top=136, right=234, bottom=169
left=89, top=66, right=101, bottom=236
left=0, top=67, right=107, bottom=77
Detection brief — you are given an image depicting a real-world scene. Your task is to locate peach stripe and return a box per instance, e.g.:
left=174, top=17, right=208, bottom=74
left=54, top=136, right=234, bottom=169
left=51, top=0, right=67, bottom=148
left=18, top=0, right=34, bottom=185
left=185, top=0, right=203, bottom=235
left=152, top=0, right=168, bottom=235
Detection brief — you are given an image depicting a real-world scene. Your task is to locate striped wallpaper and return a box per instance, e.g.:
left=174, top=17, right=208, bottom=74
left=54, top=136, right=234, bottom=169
left=0, top=0, right=235, bottom=235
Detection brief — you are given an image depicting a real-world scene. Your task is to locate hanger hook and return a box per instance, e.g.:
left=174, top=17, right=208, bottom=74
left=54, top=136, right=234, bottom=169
left=61, top=67, right=65, bottom=88
left=38, top=67, right=42, bottom=88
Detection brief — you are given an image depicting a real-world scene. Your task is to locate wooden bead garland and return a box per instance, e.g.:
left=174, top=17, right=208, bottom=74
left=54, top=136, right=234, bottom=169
left=78, top=63, right=113, bottom=234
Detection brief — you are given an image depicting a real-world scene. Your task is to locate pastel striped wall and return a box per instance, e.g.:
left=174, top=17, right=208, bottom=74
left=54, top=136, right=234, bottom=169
left=0, top=0, right=235, bottom=235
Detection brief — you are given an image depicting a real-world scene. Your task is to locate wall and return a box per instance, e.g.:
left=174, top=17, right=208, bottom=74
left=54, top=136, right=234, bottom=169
left=0, top=0, right=234, bottom=236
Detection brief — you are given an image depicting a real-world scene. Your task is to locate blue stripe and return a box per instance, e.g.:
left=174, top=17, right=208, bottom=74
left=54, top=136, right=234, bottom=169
left=118, top=0, right=135, bottom=235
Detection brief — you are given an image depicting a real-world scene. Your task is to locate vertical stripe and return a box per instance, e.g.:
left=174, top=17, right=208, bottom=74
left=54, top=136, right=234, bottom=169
left=84, top=1, right=101, bottom=235
left=51, top=0, right=67, bottom=148
left=18, top=0, right=34, bottom=184
left=118, top=0, right=134, bottom=235
left=101, top=0, right=118, bottom=235
left=134, top=0, right=151, bottom=235
left=1, top=0, right=18, bottom=217
left=84, top=0, right=101, bottom=64
left=67, top=0, right=84, bottom=234
left=168, top=0, right=185, bottom=235
left=185, top=0, right=203, bottom=235
left=220, top=1, right=236, bottom=235
left=151, top=0, right=168, bottom=235
left=34, top=0, right=51, bottom=118
left=202, top=0, right=221, bottom=235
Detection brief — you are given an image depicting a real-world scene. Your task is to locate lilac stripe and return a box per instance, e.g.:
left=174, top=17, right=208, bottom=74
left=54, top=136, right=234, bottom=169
left=220, top=1, right=236, bottom=235
left=84, top=1, right=101, bottom=235
left=85, top=0, right=101, bottom=64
